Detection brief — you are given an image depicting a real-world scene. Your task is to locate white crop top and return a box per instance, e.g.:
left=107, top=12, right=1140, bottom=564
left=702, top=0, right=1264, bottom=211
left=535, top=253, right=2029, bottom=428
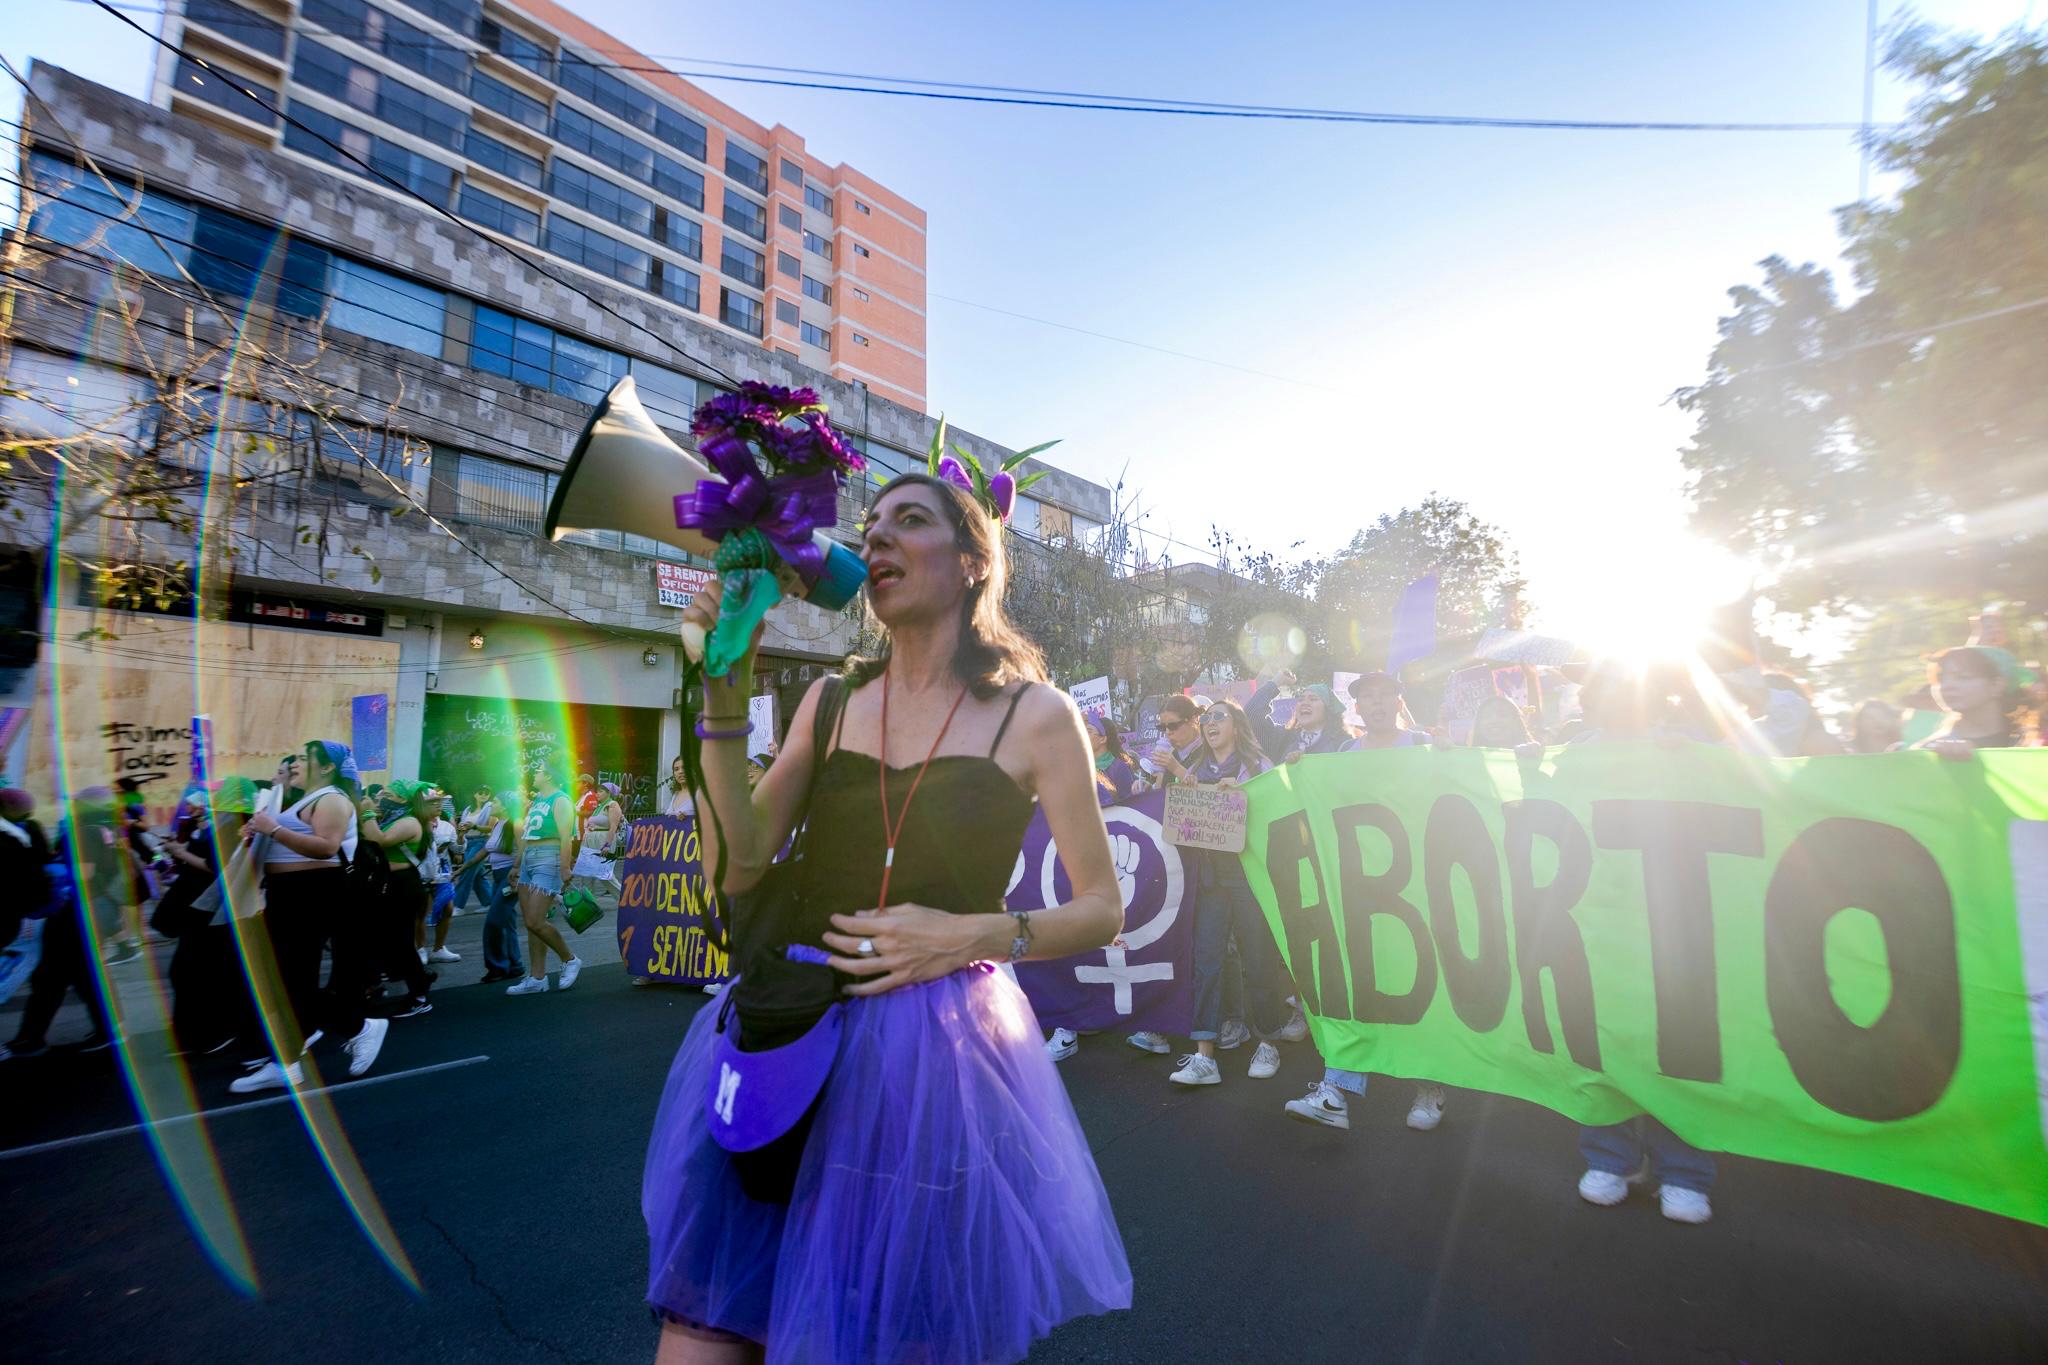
left=265, top=785, right=360, bottom=866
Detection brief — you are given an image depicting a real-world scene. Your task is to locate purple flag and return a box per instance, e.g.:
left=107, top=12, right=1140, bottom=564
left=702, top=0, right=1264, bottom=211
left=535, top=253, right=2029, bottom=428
left=1009, top=790, right=1195, bottom=1035
left=1388, top=572, right=1439, bottom=676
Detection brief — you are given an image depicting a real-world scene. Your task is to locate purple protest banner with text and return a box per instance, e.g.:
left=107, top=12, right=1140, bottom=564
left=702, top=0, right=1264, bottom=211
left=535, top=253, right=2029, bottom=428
left=1008, top=790, right=1195, bottom=1036
left=615, top=815, right=729, bottom=985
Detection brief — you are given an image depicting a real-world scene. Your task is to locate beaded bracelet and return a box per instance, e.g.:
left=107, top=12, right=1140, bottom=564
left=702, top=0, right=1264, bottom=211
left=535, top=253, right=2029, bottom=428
left=695, top=716, right=753, bottom=741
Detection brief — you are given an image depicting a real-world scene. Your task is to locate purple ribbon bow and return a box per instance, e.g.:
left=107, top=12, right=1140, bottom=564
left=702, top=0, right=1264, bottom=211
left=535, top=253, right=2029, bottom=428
left=675, top=434, right=836, bottom=578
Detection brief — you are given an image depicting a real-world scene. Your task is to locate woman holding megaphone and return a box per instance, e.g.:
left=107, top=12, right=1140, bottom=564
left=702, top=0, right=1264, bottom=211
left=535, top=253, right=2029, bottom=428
left=642, top=470, right=1132, bottom=1363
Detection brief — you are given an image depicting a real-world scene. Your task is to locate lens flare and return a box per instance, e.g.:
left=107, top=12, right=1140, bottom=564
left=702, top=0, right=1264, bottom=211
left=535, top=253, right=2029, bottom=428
left=1237, top=612, right=1306, bottom=676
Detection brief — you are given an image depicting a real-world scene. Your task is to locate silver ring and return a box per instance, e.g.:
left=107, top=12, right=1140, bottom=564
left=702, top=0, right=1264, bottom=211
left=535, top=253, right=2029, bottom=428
left=857, top=937, right=876, bottom=957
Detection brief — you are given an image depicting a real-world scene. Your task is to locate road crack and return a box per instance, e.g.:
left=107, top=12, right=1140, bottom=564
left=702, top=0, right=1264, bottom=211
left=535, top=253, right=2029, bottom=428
left=421, top=1208, right=595, bottom=1365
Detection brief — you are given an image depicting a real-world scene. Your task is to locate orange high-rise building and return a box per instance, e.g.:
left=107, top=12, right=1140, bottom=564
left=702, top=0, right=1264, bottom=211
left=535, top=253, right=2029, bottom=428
left=154, top=0, right=929, bottom=409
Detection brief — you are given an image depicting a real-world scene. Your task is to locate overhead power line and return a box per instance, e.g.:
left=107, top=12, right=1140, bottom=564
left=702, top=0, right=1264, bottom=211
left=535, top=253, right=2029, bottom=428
left=76, top=0, right=1891, bottom=133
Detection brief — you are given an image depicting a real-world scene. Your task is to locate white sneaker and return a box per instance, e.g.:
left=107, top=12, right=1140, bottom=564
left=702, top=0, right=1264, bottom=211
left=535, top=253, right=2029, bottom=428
left=417, top=947, right=428, bottom=965
left=1578, top=1163, right=1647, bottom=1207
left=229, top=1060, right=303, bottom=1094
left=1659, top=1186, right=1713, bottom=1224
left=558, top=957, right=584, bottom=990
left=1126, top=1030, right=1170, bottom=1055
left=1277, top=1005, right=1309, bottom=1043
left=1046, top=1027, right=1078, bottom=1062
left=1247, top=1041, right=1280, bottom=1079
left=1169, top=1053, right=1221, bottom=1086
left=1406, top=1084, right=1446, bottom=1131
left=344, top=1018, right=389, bottom=1077
left=1284, top=1081, right=1350, bottom=1130
left=507, top=974, right=549, bottom=995
left=1216, top=1018, right=1251, bottom=1051
left=429, top=947, right=461, bottom=962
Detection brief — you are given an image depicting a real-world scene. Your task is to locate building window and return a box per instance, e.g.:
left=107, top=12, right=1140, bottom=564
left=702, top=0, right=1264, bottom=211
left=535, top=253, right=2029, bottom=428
left=719, top=239, right=765, bottom=289
left=852, top=242, right=870, bottom=258
left=470, top=305, right=549, bottom=386
left=629, top=361, right=707, bottom=427
left=465, top=128, right=543, bottom=188
left=777, top=203, right=801, bottom=232
left=775, top=299, right=799, bottom=326
left=721, top=190, right=767, bottom=242
left=377, top=79, right=466, bottom=150
left=725, top=145, right=770, bottom=194
left=851, top=332, right=870, bottom=346
left=478, top=17, right=551, bottom=77
left=282, top=103, right=374, bottom=172
left=369, top=6, right=469, bottom=93
left=293, top=39, right=374, bottom=112
left=801, top=230, right=833, bottom=261
left=801, top=275, right=831, bottom=306
left=852, top=286, right=869, bottom=301
left=656, top=263, right=700, bottom=311
left=854, top=200, right=871, bottom=214
left=653, top=105, right=707, bottom=162
left=800, top=321, right=831, bottom=350
left=650, top=151, right=705, bottom=211
left=471, top=68, right=548, bottom=130
left=369, top=138, right=457, bottom=204
left=804, top=183, right=833, bottom=217
left=185, top=0, right=286, bottom=59
left=550, top=331, right=627, bottom=403
left=655, top=210, right=702, bottom=260
left=301, top=0, right=370, bottom=43
left=776, top=251, right=799, bottom=279
left=438, top=449, right=550, bottom=533
left=26, top=151, right=196, bottom=278
left=176, top=56, right=280, bottom=126
left=548, top=160, right=655, bottom=237
left=457, top=183, right=540, bottom=243
left=545, top=216, right=652, bottom=289
left=557, top=52, right=654, bottom=129
left=720, top=288, right=764, bottom=336
left=330, top=257, right=448, bottom=355
left=780, top=158, right=803, bottom=185
left=551, top=105, right=652, bottom=181
left=390, top=0, right=482, bottom=37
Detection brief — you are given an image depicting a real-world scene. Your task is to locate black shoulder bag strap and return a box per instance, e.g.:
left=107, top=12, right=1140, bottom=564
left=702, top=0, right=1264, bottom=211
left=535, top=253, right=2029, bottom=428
left=694, top=674, right=845, bottom=954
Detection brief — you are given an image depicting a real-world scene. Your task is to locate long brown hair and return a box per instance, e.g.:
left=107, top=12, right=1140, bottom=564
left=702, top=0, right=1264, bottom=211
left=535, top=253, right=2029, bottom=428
left=1198, top=699, right=1270, bottom=773
left=845, top=472, right=1048, bottom=698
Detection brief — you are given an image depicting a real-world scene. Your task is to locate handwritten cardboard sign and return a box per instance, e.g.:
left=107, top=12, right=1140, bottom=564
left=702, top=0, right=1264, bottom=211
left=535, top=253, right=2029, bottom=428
left=1164, top=782, right=1249, bottom=853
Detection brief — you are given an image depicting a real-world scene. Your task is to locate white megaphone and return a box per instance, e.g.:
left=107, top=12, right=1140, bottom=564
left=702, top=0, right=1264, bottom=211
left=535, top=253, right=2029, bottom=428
left=543, top=377, right=867, bottom=660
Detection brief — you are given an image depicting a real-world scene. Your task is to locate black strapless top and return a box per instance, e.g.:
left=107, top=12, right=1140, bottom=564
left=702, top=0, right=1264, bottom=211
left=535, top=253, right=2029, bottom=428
left=797, top=689, right=1036, bottom=917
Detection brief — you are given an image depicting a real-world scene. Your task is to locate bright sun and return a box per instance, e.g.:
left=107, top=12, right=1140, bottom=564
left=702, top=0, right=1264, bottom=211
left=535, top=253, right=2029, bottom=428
left=1543, top=534, right=1758, bottom=668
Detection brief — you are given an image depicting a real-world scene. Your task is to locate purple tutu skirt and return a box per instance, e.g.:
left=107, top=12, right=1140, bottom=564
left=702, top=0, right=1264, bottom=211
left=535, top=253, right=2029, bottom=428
left=643, top=965, right=1132, bottom=1363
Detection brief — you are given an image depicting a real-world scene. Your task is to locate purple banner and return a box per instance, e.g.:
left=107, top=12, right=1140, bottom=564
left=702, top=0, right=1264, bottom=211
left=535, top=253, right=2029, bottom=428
left=1388, top=572, right=1439, bottom=676
left=1008, top=790, right=1195, bottom=1036
left=615, top=816, right=729, bottom=984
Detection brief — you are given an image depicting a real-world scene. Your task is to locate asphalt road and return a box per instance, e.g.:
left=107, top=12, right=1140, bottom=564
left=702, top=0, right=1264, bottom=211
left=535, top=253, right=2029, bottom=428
left=4, top=963, right=2046, bottom=1364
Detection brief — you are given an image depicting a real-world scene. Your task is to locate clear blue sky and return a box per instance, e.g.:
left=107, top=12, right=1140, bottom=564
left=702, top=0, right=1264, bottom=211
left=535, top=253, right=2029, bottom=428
left=4, top=0, right=2035, bottom=656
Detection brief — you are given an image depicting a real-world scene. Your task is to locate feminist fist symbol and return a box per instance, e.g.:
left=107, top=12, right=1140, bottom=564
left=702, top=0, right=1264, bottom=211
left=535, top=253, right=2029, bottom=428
left=1110, top=833, right=1141, bottom=909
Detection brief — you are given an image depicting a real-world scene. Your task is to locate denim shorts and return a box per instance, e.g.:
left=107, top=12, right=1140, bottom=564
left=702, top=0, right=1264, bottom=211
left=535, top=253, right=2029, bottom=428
left=519, top=844, right=563, bottom=894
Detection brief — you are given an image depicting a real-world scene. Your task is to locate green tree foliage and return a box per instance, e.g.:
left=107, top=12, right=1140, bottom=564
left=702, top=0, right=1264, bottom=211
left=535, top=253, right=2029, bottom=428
left=1317, top=494, right=1525, bottom=669
left=1677, top=25, right=2048, bottom=639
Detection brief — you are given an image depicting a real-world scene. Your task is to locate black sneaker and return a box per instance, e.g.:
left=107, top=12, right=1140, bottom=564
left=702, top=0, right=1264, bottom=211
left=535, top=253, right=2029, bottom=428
left=390, top=996, right=432, bottom=1019
left=2, top=1039, right=50, bottom=1060
left=480, top=968, right=510, bottom=983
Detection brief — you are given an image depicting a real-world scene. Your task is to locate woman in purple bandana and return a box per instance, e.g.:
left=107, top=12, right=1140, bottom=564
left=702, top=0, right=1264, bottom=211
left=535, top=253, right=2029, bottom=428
left=644, top=470, right=1132, bottom=1364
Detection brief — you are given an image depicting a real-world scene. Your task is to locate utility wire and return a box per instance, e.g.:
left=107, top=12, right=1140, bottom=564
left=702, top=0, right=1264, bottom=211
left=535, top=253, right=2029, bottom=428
left=73, top=0, right=1893, bottom=133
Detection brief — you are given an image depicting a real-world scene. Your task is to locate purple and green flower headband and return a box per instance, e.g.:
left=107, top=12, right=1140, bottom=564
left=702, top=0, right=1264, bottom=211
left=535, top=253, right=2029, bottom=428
left=924, top=415, right=1057, bottom=524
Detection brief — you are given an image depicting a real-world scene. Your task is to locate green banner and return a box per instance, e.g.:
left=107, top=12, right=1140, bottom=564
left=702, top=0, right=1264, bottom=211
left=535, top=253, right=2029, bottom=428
left=1239, top=746, right=2048, bottom=1225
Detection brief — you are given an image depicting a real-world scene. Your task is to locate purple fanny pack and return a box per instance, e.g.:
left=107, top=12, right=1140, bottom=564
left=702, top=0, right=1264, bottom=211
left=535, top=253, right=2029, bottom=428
left=705, top=947, right=844, bottom=1152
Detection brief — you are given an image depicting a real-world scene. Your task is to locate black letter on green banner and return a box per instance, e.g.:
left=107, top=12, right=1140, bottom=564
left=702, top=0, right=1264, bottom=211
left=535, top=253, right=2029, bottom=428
left=1764, top=818, right=1961, bottom=1121
left=1334, top=804, right=1436, bottom=1025
left=1504, top=800, right=1601, bottom=1070
left=1593, top=801, right=1765, bottom=1082
left=1265, top=813, right=1349, bottom=1021
left=1423, top=794, right=1510, bottom=1031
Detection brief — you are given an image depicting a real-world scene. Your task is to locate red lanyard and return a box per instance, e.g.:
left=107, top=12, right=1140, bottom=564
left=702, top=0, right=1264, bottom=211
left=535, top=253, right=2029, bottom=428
left=876, top=669, right=969, bottom=911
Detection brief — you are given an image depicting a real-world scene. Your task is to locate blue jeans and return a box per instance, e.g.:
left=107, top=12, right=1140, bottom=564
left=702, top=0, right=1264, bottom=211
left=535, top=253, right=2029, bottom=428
left=452, top=836, right=490, bottom=908
left=480, top=865, right=524, bottom=974
left=1323, top=1067, right=1367, bottom=1096
left=1580, top=1118, right=1716, bottom=1194
left=1191, top=854, right=1289, bottom=1042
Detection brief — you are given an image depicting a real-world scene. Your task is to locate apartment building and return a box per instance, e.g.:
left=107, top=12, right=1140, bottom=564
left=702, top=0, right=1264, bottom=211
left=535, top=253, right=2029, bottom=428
left=2, top=63, right=1104, bottom=814
left=150, top=0, right=929, bottom=409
